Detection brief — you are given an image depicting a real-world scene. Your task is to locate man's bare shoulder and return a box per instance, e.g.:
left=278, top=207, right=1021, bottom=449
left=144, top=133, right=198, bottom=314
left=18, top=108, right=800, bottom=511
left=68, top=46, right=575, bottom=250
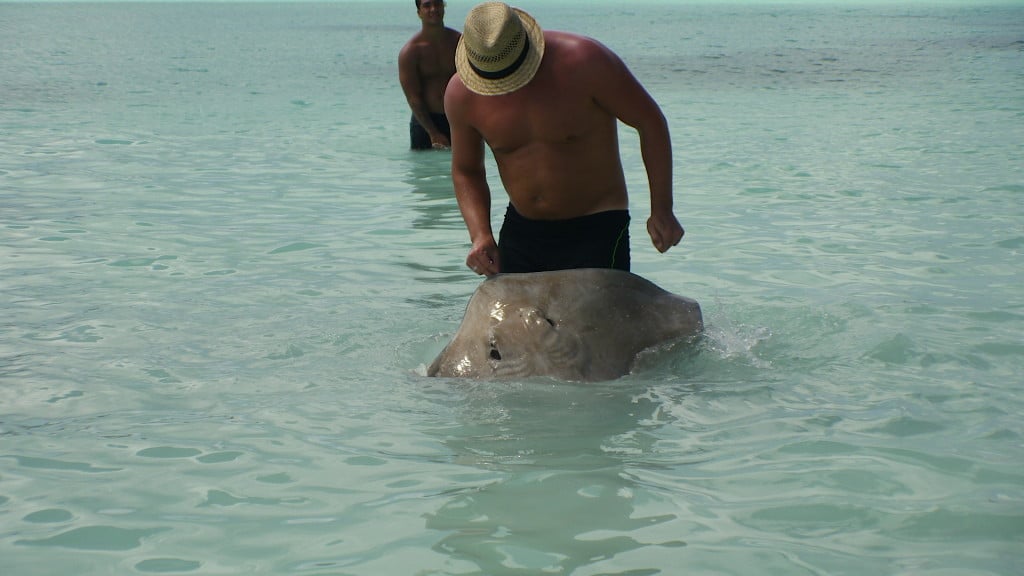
left=400, top=28, right=460, bottom=60
left=444, top=74, right=471, bottom=110
left=399, top=34, right=425, bottom=63
left=547, top=31, right=615, bottom=62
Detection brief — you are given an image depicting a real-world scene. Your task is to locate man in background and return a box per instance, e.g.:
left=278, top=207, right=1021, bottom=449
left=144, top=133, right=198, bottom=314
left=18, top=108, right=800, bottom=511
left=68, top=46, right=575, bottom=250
left=445, top=2, right=684, bottom=275
left=399, top=0, right=462, bottom=150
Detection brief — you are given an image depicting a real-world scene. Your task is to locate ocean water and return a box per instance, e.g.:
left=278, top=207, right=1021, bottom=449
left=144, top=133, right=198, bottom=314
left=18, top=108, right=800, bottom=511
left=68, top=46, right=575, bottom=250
left=2, top=1, right=1023, bottom=574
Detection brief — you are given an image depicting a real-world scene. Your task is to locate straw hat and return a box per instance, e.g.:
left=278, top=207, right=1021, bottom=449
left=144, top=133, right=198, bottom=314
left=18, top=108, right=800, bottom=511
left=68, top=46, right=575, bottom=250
left=455, top=2, right=545, bottom=96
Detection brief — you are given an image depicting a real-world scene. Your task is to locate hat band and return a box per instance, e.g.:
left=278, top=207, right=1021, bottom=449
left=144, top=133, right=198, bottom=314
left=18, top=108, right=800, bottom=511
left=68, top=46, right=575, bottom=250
left=468, top=35, right=531, bottom=81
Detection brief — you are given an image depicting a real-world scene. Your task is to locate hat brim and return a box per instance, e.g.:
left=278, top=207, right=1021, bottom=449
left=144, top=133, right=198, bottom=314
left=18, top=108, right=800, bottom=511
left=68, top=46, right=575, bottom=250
left=455, top=8, right=545, bottom=96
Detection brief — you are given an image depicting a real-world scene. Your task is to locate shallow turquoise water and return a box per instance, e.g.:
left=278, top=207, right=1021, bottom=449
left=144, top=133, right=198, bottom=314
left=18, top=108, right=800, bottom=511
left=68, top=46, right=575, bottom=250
left=2, top=2, right=1023, bottom=574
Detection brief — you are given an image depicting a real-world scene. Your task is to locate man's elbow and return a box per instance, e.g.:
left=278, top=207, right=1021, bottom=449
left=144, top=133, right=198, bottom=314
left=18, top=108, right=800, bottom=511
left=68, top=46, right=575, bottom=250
left=452, top=164, right=486, bottom=188
left=404, top=93, right=425, bottom=109
left=635, top=110, right=670, bottom=140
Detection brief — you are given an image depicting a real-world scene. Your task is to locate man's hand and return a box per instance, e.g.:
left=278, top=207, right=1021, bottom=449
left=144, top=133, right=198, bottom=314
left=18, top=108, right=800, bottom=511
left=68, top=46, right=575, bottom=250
left=430, top=134, right=452, bottom=150
left=647, top=212, right=684, bottom=253
left=466, top=238, right=501, bottom=276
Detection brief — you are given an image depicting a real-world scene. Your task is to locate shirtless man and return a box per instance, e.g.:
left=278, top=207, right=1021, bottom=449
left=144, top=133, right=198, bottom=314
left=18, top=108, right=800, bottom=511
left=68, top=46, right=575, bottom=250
left=399, top=0, right=462, bottom=150
left=445, top=2, right=684, bottom=275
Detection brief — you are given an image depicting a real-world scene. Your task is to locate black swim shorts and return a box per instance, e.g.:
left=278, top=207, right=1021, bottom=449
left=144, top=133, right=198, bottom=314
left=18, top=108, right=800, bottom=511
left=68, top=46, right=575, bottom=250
left=409, top=113, right=451, bottom=150
left=498, top=203, right=631, bottom=273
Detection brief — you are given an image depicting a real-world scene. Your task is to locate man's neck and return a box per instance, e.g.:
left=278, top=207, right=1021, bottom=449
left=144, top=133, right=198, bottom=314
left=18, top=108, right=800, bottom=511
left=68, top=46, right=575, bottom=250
left=421, top=21, right=446, bottom=38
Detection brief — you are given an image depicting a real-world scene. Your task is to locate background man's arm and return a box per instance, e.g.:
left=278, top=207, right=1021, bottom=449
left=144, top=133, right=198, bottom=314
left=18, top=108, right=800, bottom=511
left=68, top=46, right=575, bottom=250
left=398, top=45, right=449, bottom=148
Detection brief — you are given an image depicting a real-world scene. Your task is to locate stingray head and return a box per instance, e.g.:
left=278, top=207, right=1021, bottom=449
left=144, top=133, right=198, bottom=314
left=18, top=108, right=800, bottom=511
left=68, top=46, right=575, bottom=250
left=484, top=303, right=586, bottom=379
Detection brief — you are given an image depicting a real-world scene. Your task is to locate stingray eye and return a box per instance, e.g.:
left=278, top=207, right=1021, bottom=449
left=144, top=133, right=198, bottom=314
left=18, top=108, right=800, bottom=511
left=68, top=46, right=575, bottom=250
left=545, top=317, right=555, bottom=327
left=490, top=347, right=502, bottom=361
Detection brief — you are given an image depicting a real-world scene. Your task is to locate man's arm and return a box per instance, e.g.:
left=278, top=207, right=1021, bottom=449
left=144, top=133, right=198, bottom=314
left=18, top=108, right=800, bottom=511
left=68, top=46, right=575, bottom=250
left=398, top=44, right=449, bottom=148
left=590, top=41, right=684, bottom=253
left=446, top=79, right=501, bottom=275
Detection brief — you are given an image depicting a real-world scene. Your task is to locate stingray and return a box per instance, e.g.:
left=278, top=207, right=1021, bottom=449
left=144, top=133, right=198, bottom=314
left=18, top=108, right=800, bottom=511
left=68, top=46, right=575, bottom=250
left=427, top=268, right=703, bottom=381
